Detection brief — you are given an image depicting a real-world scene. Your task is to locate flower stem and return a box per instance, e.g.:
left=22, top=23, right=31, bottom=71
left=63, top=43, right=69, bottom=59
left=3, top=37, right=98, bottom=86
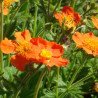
left=7, top=54, right=10, bottom=67
left=33, top=69, right=46, bottom=98
left=47, top=0, right=50, bottom=16
left=33, top=3, right=38, bottom=37
left=0, top=0, right=3, bottom=73
left=13, top=72, right=31, bottom=98
left=56, top=67, right=59, bottom=98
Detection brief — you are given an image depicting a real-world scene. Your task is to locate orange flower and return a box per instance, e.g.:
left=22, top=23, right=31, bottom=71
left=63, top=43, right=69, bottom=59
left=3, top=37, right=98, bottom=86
left=0, top=30, right=33, bottom=71
left=30, top=38, right=69, bottom=67
left=0, top=30, right=69, bottom=70
left=3, top=0, right=18, bottom=15
left=54, top=6, right=81, bottom=29
left=72, top=32, right=98, bottom=56
left=91, top=16, right=98, bottom=29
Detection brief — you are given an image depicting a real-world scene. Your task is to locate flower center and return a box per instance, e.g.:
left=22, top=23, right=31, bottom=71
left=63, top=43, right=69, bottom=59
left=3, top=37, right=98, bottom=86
left=64, top=15, right=74, bottom=28
left=84, top=38, right=98, bottom=51
left=40, top=49, right=52, bottom=59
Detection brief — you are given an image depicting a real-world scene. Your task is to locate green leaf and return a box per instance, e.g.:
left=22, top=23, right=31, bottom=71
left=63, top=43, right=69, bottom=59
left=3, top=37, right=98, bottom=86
left=3, top=67, right=17, bottom=81
left=19, top=2, right=29, bottom=12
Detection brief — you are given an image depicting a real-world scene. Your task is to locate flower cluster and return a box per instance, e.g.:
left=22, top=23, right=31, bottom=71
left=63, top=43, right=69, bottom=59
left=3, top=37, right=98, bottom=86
left=54, top=6, right=81, bottom=29
left=0, top=30, right=69, bottom=71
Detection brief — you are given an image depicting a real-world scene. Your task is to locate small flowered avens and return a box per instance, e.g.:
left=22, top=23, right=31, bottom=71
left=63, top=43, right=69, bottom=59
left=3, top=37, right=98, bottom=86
left=0, top=30, right=69, bottom=71
left=72, top=32, right=98, bottom=56
left=3, top=0, right=18, bottom=15
left=30, top=38, right=69, bottom=67
left=54, top=6, right=81, bottom=29
left=91, top=16, right=98, bottom=29
left=0, top=30, right=34, bottom=71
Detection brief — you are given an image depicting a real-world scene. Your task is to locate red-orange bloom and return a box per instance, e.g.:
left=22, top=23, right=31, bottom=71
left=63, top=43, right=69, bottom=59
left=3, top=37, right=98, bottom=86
left=91, top=16, right=98, bottom=29
left=0, top=30, right=33, bottom=71
left=0, top=31, right=69, bottom=70
left=3, top=0, right=18, bottom=15
left=30, top=38, right=69, bottom=67
left=72, top=32, right=98, bottom=56
left=54, top=6, right=81, bottom=29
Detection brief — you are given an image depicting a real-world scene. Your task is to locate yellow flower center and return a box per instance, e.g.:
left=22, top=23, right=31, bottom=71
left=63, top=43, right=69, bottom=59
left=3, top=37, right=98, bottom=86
left=84, top=38, right=98, bottom=51
left=40, top=49, right=52, bottom=59
left=64, top=15, right=75, bottom=28
left=16, top=40, right=31, bottom=56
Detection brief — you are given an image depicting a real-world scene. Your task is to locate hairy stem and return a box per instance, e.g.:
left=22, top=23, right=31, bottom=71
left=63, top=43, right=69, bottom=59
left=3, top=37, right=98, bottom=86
left=47, top=0, right=50, bottom=16
left=13, top=72, right=31, bottom=98
left=0, top=0, right=3, bottom=73
left=33, top=3, right=38, bottom=37
left=34, top=69, right=46, bottom=98
left=56, top=67, right=59, bottom=98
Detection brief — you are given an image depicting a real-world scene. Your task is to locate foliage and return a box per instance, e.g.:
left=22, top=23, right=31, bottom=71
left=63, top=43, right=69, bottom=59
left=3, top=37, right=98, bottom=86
left=0, top=0, right=98, bottom=98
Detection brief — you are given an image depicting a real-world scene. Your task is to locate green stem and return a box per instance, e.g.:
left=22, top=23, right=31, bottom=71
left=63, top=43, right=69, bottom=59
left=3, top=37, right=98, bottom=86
left=34, top=69, right=46, bottom=98
left=47, top=0, right=50, bottom=16
left=3, top=94, right=6, bottom=98
left=22, top=0, right=29, bottom=31
left=0, top=1, right=3, bottom=73
left=56, top=67, right=59, bottom=98
left=7, top=54, right=10, bottom=67
left=13, top=72, right=31, bottom=98
left=33, top=4, right=38, bottom=37
left=14, top=90, right=21, bottom=98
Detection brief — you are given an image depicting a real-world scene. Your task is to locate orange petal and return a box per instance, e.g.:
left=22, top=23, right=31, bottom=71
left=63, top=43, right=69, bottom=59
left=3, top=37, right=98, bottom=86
left=44, top=57, right=69, bottom=67
left=14, top=0, right=19, bottom=2
left=14, top=32, right=24, bottom=42
left=11, top=55, right=30, bottom=71
left=54, top=12, right=62, bottom=20
left=30, top=37, right=47, bottom=49
left=91, top=16, right=98, bottom=29
left=62, top=6, right=74, bottom=15
left=84, top=32, right=94, bottom=38
left=54, top=12, right=65, bottom=26
left=3, top=8, right=9, bottom=15
left=0, top=38, right=15, bottom=54
left=83, top=47, right=92, bottom=55
left=74, top=12, right=81, bottom=25
left=72, top=32, right=84, bottom=48
left=50, top=42, right=64, bottom=57
left=21, top=30, right=31, bottom=41
left=93, top=51, right=98, bottom=56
